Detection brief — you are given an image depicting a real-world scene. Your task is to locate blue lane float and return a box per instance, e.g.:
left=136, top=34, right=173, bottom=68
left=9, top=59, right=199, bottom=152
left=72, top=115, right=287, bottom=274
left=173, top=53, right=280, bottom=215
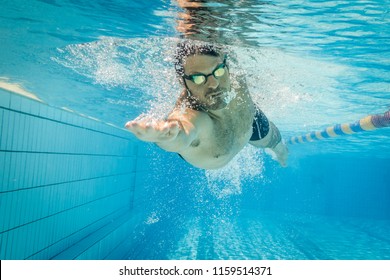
left=288, top=110, right=390, bottom=145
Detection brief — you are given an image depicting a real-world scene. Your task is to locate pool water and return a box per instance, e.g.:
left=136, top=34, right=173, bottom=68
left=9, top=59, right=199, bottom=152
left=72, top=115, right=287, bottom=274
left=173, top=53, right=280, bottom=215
left=1, top=0, right=389, bottom=259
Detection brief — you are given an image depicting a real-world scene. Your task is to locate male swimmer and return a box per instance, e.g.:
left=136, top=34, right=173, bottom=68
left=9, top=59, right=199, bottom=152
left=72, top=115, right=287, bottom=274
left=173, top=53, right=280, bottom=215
left=126, top=41, right=288, bottom=169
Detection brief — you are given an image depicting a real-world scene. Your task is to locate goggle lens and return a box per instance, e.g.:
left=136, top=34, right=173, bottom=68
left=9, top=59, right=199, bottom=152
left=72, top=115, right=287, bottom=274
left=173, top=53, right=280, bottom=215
left=214, top=67, right=225, bottom=78
left=192, top=75, right=206, bottom=85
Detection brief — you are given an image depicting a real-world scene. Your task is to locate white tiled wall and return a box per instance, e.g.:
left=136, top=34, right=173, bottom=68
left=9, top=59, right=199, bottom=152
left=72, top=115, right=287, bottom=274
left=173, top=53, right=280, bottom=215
left=0, top=89, right=139, bottom=259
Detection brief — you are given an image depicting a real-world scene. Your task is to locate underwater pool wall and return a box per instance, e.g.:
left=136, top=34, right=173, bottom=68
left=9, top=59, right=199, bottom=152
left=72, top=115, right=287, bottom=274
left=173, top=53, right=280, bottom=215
left=0, top=88, right=144, bottom=259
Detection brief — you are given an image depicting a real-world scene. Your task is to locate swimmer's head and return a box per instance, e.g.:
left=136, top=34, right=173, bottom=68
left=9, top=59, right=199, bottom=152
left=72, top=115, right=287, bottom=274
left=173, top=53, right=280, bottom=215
left=174, top=40, right=225, bottom=77
left=174, top=41, right=232, bottom=111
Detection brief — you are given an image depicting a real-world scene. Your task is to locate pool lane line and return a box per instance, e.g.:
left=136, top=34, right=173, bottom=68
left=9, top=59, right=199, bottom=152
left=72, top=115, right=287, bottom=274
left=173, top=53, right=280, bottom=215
left=288, top=110, right=390, bottom=145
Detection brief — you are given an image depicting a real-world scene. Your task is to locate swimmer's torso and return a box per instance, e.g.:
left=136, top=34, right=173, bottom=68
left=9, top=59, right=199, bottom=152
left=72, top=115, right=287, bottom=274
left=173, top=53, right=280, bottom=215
left=178, top=84, right=255, bottom=169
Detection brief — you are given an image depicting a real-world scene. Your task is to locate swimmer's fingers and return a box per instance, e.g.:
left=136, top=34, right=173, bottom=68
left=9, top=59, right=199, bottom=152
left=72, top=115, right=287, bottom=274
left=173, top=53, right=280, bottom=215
left=125, top=120, right=155, bottom=132
left=125, top=120, right=153, bottom=139
left=125, top=120, right=143, bottom=134
left=125, top=120, right=178, bottom=134
left=125, top=120, right=180, bottom=142
left=125, top=121, right=134, bottom=129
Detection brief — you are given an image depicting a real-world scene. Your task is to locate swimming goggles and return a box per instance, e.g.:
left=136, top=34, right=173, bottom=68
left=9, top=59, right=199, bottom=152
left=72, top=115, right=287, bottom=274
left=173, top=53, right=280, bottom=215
left=183, top=56, right=227, bottom=85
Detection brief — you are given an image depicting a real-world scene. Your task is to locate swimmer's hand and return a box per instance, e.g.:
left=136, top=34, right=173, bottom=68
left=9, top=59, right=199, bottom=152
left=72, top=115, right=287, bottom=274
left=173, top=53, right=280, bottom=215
left=125, top=119, right=181, bottom=143
left=266, top=141, right=288, bottom=167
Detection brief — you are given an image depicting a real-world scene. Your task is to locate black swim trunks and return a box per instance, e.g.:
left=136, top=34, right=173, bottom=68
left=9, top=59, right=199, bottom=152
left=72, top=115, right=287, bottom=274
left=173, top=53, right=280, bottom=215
left=250, top=109, right=270, bottom=141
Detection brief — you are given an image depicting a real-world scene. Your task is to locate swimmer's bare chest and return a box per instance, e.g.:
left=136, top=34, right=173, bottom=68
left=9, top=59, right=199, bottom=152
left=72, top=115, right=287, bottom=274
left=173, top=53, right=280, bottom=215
left=181, top=92, right=255, bottom=169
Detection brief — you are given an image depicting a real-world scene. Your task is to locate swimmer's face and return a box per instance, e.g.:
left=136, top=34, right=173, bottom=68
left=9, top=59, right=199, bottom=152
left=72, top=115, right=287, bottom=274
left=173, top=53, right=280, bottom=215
left=182, top=54, right=231, bottom=110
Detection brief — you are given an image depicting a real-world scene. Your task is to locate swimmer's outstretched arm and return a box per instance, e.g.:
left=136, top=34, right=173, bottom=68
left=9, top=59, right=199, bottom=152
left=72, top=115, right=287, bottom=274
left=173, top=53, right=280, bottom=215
left=125, top=119, right=181, bottom=142
left=125, top=109, right=201, bottom=153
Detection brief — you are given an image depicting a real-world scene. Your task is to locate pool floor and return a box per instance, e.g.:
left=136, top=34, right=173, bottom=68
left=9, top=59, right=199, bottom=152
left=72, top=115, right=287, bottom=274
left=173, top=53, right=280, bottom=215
left=123, top=211, right=390, bottom=260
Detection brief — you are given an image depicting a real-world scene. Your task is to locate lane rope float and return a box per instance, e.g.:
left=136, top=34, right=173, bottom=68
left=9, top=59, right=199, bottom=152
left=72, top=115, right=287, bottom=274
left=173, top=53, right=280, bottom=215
left=288, top=110, right=390, bottom=145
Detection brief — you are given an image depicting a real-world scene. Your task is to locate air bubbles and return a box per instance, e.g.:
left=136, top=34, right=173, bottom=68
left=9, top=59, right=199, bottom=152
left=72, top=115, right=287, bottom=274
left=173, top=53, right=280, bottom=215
left=54, top=36, right=182, bottom=113
left=205, top=145, right=265, bottom=199
left=223, top=89, right=237, bottom=105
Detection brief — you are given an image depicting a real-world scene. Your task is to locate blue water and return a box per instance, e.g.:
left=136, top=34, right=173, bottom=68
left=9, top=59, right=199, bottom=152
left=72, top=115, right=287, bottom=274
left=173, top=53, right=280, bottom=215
left=1, top=0, right=390, bottom=259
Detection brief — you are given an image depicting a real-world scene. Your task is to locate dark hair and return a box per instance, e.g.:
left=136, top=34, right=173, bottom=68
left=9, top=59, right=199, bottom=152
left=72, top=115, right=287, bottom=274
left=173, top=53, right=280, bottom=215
left=174, top=40, right=224, bottom=76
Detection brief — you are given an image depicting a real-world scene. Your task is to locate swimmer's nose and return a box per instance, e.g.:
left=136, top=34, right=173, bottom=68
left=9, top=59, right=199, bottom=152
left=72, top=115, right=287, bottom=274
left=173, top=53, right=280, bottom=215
left=207, top=75, right=219, bottom=89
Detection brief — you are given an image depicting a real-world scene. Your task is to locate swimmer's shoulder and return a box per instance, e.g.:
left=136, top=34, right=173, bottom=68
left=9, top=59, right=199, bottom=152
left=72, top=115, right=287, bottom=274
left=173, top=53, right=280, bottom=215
left=168, top=106, right=210, bottom=127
